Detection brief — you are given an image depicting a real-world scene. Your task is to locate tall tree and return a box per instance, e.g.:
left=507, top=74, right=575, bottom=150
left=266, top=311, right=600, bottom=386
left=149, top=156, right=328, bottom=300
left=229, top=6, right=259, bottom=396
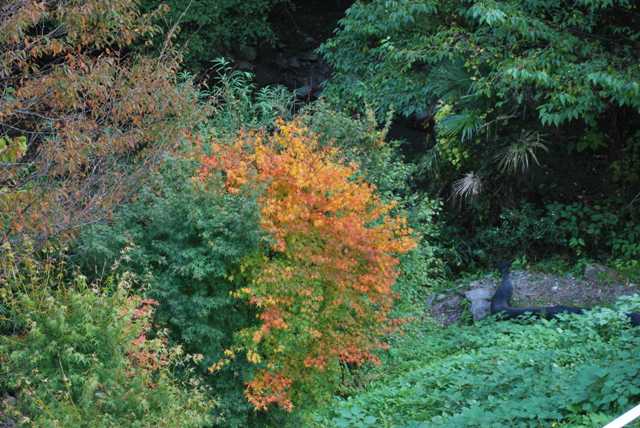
left=321, top=0, right=640, bottom=202
left=0, top=0, right=205, bottom=247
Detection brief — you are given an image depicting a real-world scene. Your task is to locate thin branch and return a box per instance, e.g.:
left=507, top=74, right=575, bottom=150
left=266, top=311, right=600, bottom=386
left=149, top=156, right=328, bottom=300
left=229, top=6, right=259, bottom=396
left=15, top=109, right=60, bottom=121
left=159, top=0, right=194, bottom=60
left=0, top=122, right=52, bottom=135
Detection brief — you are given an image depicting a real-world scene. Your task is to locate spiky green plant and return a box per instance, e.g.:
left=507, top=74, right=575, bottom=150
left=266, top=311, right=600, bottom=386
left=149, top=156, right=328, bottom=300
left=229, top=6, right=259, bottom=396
left=496, top=131, right=548, bottom=175
left=451, top=172, right=482, bottom=202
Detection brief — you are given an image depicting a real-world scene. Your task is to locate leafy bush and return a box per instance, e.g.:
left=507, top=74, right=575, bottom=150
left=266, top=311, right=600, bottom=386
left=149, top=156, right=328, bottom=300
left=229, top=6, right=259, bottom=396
left=308, top=296, right=640, bottom=427
left=300, top=102, right=450, bottom=287
left=472, top=202, right=640, bottom=266
left=199, top=119, right=416, bottom=412
left=76, top=159, right=262, bottom=426
left=0, top=246, right=214, bottom=427
left=1, top=0, right=205, bottom=248
left=320, top=0, right=640, bottom=214
left=610, top=221, right=640, bottom=281
left=300, top=103, right=410, bottom=200
left=206, top=59, right=294, bottom=138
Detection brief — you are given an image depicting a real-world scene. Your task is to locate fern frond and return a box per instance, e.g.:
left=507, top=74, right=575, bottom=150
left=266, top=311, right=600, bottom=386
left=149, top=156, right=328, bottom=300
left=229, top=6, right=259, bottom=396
left=438, top=110, right=484, bottom=142
left=426, top=60, right=472, bottom=102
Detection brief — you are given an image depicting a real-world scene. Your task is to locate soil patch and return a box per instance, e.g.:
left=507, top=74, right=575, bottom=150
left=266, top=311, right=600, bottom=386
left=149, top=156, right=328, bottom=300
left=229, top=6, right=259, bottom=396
left=429, top=266, right=639, bottom=325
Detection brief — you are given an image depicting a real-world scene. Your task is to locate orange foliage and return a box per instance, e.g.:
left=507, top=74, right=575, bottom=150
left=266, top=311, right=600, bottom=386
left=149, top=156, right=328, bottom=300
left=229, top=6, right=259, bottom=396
left=245, top=372, right=294, bottom=412
left=126, top=297, right=167, bottom=373
left=0, top=1, right=203, bottom=247
left=199, top=119, right=415, bottom=410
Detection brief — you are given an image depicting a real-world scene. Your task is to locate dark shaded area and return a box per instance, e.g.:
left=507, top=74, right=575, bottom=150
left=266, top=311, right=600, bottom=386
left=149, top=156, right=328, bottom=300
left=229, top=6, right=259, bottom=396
left=226, top=0, right=435, bottom=153
left=491, top=262, right=640, bottom=326
left=238, top=0, right=354, bottom=96
left=271, top=0, right=353, bottom=50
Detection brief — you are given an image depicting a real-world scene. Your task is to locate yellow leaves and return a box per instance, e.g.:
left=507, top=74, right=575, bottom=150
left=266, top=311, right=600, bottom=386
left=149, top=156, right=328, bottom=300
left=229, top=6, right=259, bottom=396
left=308, top=328, right=322, bottom=339
left=48, top=39, right=65, bottom=56
left=207, top=361, right=225, bottom=374
left=197, top=119, right=417, bottom=412
left=247, top=349, right=262, bottom=364
left=207, top=348, right=238, bottom=373
left=232, top=287, right=253, bottom=299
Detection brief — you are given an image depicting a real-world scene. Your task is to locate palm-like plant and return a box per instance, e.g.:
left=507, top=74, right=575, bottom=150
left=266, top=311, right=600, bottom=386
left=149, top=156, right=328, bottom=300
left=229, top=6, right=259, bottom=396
left=437, top=109, right=485, bottom=142
left=496, top=131, right=548, bottom=174
left=451, top=172, right=483, bottom=202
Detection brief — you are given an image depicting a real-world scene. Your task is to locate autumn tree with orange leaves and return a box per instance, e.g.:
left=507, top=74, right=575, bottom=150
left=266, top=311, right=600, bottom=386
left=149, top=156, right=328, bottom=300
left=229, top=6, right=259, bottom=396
left=0, top=0, right=204, bottom=247
left=199, top=119, right=416, bottom=412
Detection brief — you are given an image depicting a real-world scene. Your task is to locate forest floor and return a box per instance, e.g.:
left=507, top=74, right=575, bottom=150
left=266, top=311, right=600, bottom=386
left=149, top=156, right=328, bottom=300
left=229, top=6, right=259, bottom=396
left=429, top=264, right=639, bottom=325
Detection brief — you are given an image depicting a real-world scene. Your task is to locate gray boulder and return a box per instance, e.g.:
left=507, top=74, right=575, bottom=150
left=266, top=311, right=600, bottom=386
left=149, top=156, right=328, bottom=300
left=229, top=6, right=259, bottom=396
left=465, top=288, right=494, bottom=321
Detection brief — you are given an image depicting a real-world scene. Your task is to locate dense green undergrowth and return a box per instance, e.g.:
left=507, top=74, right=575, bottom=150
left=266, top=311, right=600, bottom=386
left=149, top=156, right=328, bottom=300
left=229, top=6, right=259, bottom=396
left=469, top=202, right=640, bottom=279
left=308, top=295, right=640, bottom=428
left=0, top=248, right=214, bottom=427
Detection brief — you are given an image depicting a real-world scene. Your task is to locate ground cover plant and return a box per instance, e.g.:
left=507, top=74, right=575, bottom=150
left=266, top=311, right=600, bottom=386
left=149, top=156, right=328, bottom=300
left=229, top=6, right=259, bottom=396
left=309, top=295, right=640, bottom=428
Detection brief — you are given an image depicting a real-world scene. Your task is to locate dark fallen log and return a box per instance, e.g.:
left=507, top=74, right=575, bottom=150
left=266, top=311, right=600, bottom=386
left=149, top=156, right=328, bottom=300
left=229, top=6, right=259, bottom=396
left=490, top=262, right=640, bottom=326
